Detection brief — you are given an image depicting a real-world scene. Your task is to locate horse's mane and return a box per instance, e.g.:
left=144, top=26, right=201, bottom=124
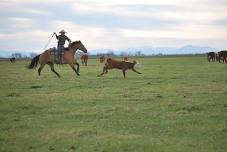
left=71, top=40, right=81, bottom=46
left=63, top=40, right=82, bottom=51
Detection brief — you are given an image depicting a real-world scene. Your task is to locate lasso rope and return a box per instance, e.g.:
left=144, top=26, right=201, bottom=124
left=43, top=33, right=54, bottom=50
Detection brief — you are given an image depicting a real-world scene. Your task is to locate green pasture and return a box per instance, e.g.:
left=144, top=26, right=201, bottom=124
left=0, top=56, right=226, bottom=152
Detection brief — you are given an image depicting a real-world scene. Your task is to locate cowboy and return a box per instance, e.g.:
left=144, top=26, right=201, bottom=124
left=53, top=30, right=71, bottom=64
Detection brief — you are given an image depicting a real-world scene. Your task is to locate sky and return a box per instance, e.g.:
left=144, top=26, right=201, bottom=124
left=0, top=0, right=227, bottom=54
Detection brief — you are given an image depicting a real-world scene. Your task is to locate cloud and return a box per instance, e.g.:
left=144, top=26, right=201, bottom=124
left=71, top=1, right=227, bottom=25
left=120, top=24, right=227, bottom=40
left=49, top=20, right=124, bottom=49
left=8, top=17, right=33, bottom=29
left=79, top=0, right=181, bottom=5
left=0, top=0, right=227, bottom=52
left=0, top=0, right=52, bottom=17
left=0, top=30, right=52, bottom=52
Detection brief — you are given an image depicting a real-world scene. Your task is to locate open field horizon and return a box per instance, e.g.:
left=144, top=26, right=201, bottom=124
left=0, top=56, right=227, bottom=152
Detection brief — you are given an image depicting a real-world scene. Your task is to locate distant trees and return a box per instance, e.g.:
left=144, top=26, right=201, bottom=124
left=120, top=51, right=144, bottom=57
left=11, top=53, right=22, bottom=58
left=29, top=53, right=37, bottom=58
left=134, top=51, right=143, bottom=56
left=11, top=52, right=37, bottom=59
left=106, top=51, right=115, bottom=56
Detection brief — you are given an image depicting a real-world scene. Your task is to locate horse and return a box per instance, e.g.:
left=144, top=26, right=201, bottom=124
left=81, top=53, right=88, bottom=66
left=99, top=56, right=105, bottom=63
left=218, top=50, right=227, bottom=63
left=206, top=52, right=215, bottom=62
left=27, top=41, right=88, bottom=77
left=10, top=57, right=16, bottom=63
left=98, top=58, right=141, bottom=78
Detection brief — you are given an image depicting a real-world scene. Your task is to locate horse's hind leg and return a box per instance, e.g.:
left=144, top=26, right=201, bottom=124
left=38, top=64, right=45, bottom=76
left=69, top=63, right=80, bottom=76
left=48, top=62, right=61, bottom=77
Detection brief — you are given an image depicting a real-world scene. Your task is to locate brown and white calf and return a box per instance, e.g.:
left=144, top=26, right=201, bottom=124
left=98, top=58, right=141, bottom=78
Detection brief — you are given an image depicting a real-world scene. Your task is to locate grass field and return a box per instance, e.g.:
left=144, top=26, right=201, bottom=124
left=0, top=56, right=227, bottom=152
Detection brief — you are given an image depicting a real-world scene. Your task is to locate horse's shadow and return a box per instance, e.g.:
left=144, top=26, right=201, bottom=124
left=30, top=85, right=43, bottom=89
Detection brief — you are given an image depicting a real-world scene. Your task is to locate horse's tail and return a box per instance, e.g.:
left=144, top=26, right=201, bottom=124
left=27, top=54, right=40, bottom=69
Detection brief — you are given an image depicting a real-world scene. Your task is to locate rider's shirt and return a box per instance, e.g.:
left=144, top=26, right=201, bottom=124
left=56, top=35, right=71, bottom=46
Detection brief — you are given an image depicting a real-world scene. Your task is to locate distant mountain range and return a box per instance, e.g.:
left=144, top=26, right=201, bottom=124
left=90, top=45, right=217, bottom=55
left=0, top=45, right=217, bottom=57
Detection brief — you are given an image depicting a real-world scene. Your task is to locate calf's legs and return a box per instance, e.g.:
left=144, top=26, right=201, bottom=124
left=98, top=66, right=141, bottom=78
left=98, top=66, right=108, bottom=77
left=122, top=70, right=126, bottom=78
left=132, top=68, right=141, bottom=74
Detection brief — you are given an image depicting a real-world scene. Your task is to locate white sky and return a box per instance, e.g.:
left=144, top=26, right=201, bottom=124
left=0, top=0, right=227, bottom=53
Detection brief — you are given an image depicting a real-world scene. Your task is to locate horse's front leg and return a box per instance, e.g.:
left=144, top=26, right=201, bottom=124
left=69, top=63, right=80, bottom=76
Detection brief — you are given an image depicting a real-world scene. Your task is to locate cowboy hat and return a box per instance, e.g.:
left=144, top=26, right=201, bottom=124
left=59, top=30, right=66, bottom=33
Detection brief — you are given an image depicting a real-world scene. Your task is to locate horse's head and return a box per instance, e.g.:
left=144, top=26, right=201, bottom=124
left=70, top=40, right=88, bottom=53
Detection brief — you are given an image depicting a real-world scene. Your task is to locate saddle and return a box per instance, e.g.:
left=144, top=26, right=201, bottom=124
left=47, top=47, right=67, bottom=64
left=47, top=47, right=71, bottom=54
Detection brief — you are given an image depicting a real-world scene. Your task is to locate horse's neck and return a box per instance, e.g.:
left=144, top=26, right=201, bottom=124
left=69, top=46, right=78, bottom=55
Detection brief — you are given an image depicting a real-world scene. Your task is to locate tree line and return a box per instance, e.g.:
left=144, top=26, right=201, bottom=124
left=10, top=53, right=38, bottom=59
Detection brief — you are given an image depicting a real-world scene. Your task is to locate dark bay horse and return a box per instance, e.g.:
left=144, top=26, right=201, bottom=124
left=10, top=57, right=16, bottom=63
left=28, top=41, right=87, bottom=77
left=217, top=50, right=227, bottom=63
left=207, top=52, right=215, bottom=62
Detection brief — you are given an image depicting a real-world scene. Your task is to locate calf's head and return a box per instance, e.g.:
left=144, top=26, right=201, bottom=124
left=133, top=60, right=141, bottom=69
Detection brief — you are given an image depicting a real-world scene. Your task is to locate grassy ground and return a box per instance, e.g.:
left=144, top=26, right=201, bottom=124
left=0, top=56, right=227, bottom=152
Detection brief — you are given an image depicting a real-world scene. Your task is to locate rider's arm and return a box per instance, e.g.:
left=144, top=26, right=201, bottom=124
left=66, top=36, right=71, bottom=48
left=66, top=36, right=71, bottom=43
left=54, top=32, right=58, bottom=39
